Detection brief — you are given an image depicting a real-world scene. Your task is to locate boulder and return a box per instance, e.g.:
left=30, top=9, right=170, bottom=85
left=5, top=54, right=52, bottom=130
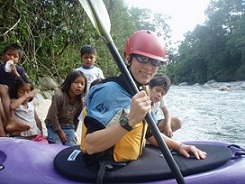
left=34, top=99, right=52, bottom=137
left=40, top=76, right=59, bottom=91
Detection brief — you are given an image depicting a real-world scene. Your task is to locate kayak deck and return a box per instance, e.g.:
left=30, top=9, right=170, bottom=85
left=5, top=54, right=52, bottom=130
left=0, top=138, right=245, bottom=184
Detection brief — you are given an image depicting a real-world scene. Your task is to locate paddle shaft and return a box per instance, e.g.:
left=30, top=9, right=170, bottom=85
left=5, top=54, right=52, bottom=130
left=82, top=1, right=185, bottom=183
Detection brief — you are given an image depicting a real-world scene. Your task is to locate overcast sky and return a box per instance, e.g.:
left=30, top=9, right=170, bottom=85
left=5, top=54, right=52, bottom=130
left=124, top=0, right=211, bottom=44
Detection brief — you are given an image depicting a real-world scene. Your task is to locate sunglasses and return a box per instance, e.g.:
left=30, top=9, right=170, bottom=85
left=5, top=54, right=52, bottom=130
left=134, top=54, right=163, bottom=67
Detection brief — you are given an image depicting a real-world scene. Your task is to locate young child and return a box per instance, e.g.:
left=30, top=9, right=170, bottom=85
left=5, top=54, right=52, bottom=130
left=149, top=73, right=182, bottom=138
left=9, top=76, right=48, bottom=143
left=0, top=43, right=30, bottom=136
left=45, top=70, right=87, bottom=146
left=0, top=43, right=27, bottom=88
left=76, top=45, right=104, bottom=91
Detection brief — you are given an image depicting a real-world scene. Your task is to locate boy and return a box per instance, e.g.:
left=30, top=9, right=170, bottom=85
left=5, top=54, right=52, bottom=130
left=0, top=43, right=30, bottom=136
left=0, top=43, right=27, bottom=88
left=76, top=45, right=104, bottom=91
left=149, top=73, right=182, bottom=138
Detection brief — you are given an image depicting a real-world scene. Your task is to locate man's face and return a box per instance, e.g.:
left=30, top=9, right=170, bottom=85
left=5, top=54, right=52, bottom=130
left=129, top=55, right=159, bottom=85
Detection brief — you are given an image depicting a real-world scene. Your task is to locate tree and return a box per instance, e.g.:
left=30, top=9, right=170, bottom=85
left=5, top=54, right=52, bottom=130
left=164, top=0, right=245, bottom=84
left=0, top=0, right=173, bottom=85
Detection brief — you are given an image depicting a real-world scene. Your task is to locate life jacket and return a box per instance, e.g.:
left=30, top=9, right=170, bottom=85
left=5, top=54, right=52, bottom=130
left=80, top=76, right=148, bottom=162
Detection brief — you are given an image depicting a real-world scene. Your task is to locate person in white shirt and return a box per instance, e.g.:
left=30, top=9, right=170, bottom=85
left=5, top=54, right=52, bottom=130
left=76, top=45, right=104, bottom=91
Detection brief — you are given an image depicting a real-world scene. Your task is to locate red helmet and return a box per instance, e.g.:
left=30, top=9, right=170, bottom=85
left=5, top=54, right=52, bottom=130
left=124, top=30, right=166, bottom=62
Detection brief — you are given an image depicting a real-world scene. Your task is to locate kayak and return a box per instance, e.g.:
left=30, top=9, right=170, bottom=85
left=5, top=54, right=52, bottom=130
left=0, top=137, right=245, bottom=184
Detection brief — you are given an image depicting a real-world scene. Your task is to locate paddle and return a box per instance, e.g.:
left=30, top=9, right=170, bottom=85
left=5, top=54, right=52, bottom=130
left=78, top=1, right=185, bottom=183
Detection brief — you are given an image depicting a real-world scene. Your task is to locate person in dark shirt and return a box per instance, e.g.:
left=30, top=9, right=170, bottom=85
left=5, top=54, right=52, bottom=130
left=45, top=70, right=87, bottom=146
left=0, top=43, right=30, bottom=136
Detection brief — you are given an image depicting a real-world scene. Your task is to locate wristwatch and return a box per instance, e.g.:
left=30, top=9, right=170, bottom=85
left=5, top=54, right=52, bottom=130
left=119, top=116, right=133, bottom=131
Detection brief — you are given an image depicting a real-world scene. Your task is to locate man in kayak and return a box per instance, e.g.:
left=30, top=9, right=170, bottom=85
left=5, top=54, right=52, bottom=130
left=81, top=30, right=207, bottom=170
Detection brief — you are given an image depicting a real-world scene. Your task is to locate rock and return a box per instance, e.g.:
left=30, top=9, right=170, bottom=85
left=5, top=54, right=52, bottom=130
left=179, top=82, right=188, bottom=86
left=34, top=99, right=52, bottom=137
left=33, top=93, right=45, bottom=107
left=40, top=76, right=59, bottom=91
left=218, top=86, right=230, bottom=91
left=42, top=90, right=54, bottom=99
left=206, top=79, right=216, bottom=84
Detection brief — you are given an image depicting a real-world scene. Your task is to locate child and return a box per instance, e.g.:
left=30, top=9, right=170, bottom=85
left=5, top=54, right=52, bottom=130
left=0, top=43, right=30, bottom=136
left=76, top=45, right=104, bottom=91
left=0, top=43, right=27, bottom=88
left=9, top=76, right=48, bottom=143
left=45, top=70, right=87, bottom=146
left=149, top=73, right=182, bottom=138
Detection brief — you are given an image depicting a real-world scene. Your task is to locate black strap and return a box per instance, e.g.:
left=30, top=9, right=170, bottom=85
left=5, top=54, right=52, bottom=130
left=96, top=161, right=106, bottom=184
left=100, top=75, right=130, bottom=92
left=101, top=74, right=146, bottom=96
left=96, top=160, right=127, bottom=184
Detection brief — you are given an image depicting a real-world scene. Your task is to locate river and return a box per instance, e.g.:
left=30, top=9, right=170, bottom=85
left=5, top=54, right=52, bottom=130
left=166, top=81, right=245, bottom=148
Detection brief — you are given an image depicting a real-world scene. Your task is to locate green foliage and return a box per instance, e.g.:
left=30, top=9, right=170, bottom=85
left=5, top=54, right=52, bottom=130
left=165, top=0, right=245, bottom=84
left=0, top=0, right=171, bottom=85
left=0, top=0, right=111, bottom=85
left=2, top=0, right=243, bottom=86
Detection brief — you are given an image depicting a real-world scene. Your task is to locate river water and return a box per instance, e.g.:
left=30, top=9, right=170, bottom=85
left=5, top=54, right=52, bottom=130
left=166, top=82, right=245, bottom=148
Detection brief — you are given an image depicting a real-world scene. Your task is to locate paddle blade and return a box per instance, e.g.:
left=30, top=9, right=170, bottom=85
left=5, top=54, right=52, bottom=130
left=78, top=0, right=111, bottom=35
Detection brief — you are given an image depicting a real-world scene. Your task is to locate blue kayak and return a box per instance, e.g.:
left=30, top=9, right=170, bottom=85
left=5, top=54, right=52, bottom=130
left=0, top=137, right=245, bottom=184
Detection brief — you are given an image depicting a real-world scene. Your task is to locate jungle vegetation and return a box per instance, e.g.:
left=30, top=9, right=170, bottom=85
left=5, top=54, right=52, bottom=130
left=0, top=0, right=244, bottom=85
